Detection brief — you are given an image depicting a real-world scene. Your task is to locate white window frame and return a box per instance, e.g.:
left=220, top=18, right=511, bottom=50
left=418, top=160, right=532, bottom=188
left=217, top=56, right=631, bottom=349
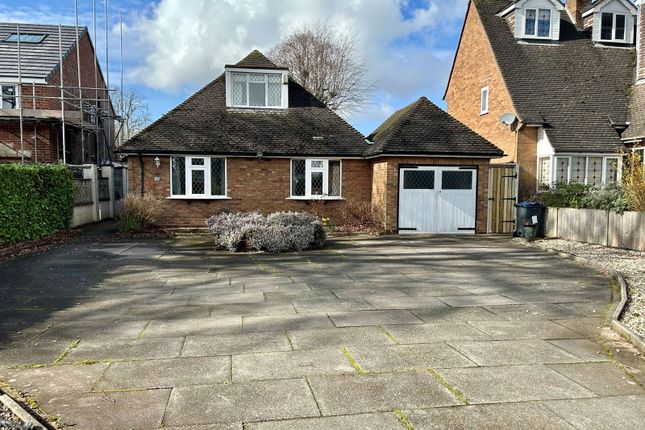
left=600, top=12, right=627, bottom=42
left=289, top=158, right=343, bottom=200
left=169, top=156, right=229, bottom=199
left=480, top=86, right=489, bottom=115
left=0, top=83, right=19, bottom=109
left=523, top=8, right=552, bottom=39
left=537, top=156, right=552, bottom=191
left=225, top=68, right=288, bottom=109
left=548, top=155, right=622, bottom=188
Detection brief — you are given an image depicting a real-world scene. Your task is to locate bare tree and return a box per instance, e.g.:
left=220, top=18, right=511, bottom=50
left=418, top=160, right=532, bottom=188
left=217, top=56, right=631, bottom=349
left=113, top=87, right=150, bottom=145
left=268, top=23, right=374, bottom=115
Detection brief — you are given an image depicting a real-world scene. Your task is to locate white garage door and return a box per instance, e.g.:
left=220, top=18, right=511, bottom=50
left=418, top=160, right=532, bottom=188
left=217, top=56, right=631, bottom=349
left=398, top=166, right=477, bottom=234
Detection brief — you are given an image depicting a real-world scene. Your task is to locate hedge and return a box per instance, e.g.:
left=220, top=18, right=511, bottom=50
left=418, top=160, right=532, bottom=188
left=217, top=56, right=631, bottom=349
left=0, top=163, right=75, bottom=245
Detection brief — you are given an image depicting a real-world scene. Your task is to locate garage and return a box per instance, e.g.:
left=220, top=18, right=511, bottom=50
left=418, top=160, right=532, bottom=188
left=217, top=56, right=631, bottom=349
left=398, top=166, right=477, bottom=234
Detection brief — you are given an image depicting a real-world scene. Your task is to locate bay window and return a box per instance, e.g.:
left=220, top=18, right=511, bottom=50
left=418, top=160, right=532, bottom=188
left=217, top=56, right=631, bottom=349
left=291, top=159, right=341, bottom=199
left=171, top=156, right=226, bottom=198
left=551, top=155, right=620, bottom=186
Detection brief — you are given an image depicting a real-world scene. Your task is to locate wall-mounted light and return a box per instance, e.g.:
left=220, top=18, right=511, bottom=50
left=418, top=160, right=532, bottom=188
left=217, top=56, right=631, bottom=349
left=154, top=156, right=161, bottom=168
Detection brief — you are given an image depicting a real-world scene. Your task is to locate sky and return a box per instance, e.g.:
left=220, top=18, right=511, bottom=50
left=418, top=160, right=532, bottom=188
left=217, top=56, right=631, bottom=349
left=0, top=0, right=468, bottom=135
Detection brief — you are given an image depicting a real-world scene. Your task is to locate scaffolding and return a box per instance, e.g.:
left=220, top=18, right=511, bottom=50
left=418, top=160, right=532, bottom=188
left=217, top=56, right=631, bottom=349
left=1, top=0, right=124, bottom=165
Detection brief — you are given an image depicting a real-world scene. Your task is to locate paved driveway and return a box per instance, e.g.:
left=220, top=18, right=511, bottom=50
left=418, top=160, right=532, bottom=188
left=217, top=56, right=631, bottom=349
left=1, top=228, right=644, bottom=429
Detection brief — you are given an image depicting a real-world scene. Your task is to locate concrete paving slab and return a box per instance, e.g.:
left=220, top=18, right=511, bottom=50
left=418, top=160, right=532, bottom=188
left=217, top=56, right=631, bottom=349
left=384, top=323, right=490, bottom=344
left=308, top=372, right=461, bottom=415
left=438, top=365, right=597, bottom=404
left=349, top=343, right=477, bottom=371
left=188, top=293, right=265, bottom=305
left=164, top=379, right=319, bottom=426
left=365, top=296, right=449, bottom=310
left=158, top=425, right=241, bottom=430
left=210, top=303, right=296, bottom=317
left=547, top=362, right=644, bottom=396
left=468, top=320, right=582, bottom=340
left=0, top=363, right=109, bottom=399
left=244, top=283, right=312, bottom=293
left=95, top=356, right=230, bottom=390
left=121, top=305, right=212, bottom=320
left=484, top=303, right=579, bottom=320
left=331, top=288, right=410, bottom=300
left=263, top=290, right=335, bottom=303
left=44, top=389, right=170, bottom=430
left=63, top=337, right=185, bottom=362
left=547, top=339, right=611, bottom=362
left=406, top=402, right=575, bottom=430
left=288, top=326, right=393, bottom=350
left=448, top=340, right=580, bottom=366
left=0, top=339, right=69, bottom=367
left=292, top=298, right=375, bottom=313
left=182, top=333, right=291, bottom=356
left=233, top=348, right=355, bottom=382
left=329, top=310, right=423, bottom=327
left=243, top=314, right=335, bottom=333
left=144, top=317, right=242, bottom=337
left=411, top=307, right=501, bottom=323
left=245, top=412, right=403, bottom=429
left=551, top=318, right=606, bottom=338
left=437, top=295, right=518, bottom=307
left=541, top=395, right=645, bottom=430
left=36, top=320, right=148, bottom=341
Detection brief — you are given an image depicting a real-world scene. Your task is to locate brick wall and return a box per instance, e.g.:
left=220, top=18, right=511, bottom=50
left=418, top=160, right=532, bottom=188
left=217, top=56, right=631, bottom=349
left=128, top=156, right=373, bottom=226
left=0, top=120, right=56, bottom=162
left=370, top=157, right=490, bottom=234
left=516, top=126, right=538, bottom=199
left=445, top=3, right=518, bottom=164
left=638, top=4, right=645, bottom=81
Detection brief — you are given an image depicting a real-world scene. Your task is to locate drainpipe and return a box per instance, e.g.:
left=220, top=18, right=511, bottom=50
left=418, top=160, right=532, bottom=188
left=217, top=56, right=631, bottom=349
left=139, top=155, right=145, bottom=196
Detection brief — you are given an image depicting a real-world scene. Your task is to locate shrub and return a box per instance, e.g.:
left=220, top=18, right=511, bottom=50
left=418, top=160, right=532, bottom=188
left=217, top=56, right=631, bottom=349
left=206, top=211, right=326, bottom=252
left=581, top=183, right=629, bottom=213
left=538, top=182, right=590, bottom=208
left=0, top=163, right=74, bottom=245
left=118, top=194, right=162, bottom=233
left=623, top=152, right=645, bottom=212
left=337, top=201, right=383, bottom=234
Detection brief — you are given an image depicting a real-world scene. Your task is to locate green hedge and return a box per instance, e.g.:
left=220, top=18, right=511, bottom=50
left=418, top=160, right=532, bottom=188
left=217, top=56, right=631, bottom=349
left=0, top=163, right=74, bottom=245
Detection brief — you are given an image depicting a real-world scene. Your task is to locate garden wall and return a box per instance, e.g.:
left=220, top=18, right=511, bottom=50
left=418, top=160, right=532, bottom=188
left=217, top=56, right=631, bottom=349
left=546, top=208, right=645, bottom=251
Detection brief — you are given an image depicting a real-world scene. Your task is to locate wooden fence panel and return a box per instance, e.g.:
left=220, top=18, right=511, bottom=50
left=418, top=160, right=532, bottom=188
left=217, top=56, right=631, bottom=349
left=546, top=208, right=645, bottom=251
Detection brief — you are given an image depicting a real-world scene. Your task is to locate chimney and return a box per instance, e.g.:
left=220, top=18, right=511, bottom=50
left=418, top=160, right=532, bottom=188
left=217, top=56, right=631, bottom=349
left=565, top=0, right=592, bottom=27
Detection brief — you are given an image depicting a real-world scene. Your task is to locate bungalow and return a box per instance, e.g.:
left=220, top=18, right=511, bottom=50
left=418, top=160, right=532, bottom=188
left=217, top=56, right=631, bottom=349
left=118, top=51, right=503, bottom=233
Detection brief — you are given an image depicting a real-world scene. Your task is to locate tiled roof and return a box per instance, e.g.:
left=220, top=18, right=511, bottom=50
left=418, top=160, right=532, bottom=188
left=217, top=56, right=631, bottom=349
left=624, top=83, right=645, bottom=141
left=473, top=0, right=634, bottom=153
left=226, top=50, right=287, bottom=70
left=364, top=97, right=504, bottom=157
left=120, top=53, right=367, bottom=157
left=0, top=23, right=84, bottom=80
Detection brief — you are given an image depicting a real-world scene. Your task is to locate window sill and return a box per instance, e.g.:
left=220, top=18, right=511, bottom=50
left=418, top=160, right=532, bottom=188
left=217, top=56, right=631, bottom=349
left=167, top=196, right=231, bottom=200
left=286, top=197, right=345, bottom=201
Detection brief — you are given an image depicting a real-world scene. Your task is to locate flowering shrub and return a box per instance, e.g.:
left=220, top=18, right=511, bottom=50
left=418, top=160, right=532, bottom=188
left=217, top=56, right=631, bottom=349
left=206, top=211, right=326, bottom=252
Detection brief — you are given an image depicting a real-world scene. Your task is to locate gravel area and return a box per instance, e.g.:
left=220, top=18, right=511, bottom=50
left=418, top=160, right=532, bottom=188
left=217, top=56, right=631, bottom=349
left=524, top=238, right=645, bottom=339
left=0, top=402, right=21, bottom=430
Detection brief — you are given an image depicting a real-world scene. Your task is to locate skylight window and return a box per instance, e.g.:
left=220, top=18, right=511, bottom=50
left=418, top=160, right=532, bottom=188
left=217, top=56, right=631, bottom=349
left=3, top=33, right=46, bottom=43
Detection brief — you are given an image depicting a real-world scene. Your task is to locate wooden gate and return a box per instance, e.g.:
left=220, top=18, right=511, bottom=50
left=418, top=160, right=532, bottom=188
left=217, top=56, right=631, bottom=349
left=488, top=165, right=518, bottom=234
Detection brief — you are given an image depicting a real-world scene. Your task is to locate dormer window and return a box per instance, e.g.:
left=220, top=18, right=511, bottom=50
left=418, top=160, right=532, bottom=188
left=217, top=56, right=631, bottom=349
left=524, top=8, right=551, bottom=38
left=600, top=13, right=626, bottom=42
left=226, top=68, right=288, bottom=109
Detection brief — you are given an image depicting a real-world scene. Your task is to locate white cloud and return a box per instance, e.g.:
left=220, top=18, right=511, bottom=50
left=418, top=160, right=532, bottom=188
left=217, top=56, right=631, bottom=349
left=127, top=0, right=468, bottom=107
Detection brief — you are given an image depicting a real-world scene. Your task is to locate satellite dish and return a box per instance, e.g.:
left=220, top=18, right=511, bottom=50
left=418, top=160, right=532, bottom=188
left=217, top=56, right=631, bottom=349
left=499, top=113, right=517, bottom=125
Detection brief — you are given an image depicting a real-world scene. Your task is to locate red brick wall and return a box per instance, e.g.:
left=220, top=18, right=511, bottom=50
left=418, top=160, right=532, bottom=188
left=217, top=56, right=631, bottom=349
left=370, top=157, right=490, bottom=234
left=0, top=120, right=56, bottom=162
left=445, top=2, right=518, bottom=164
left=128, top=156, right=373, bottom=227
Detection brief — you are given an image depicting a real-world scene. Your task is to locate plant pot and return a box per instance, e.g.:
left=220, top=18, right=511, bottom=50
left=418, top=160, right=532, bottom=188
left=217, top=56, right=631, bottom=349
left=522, top=225, right=537, bottom=240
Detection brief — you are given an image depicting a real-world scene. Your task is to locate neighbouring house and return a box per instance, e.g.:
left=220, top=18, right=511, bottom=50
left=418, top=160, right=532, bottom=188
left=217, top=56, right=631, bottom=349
left=118, top=50, right=503, bottom=233
left=445, top=0, right=643, bottom=232
left=0, top=23, right=114, bottom=164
